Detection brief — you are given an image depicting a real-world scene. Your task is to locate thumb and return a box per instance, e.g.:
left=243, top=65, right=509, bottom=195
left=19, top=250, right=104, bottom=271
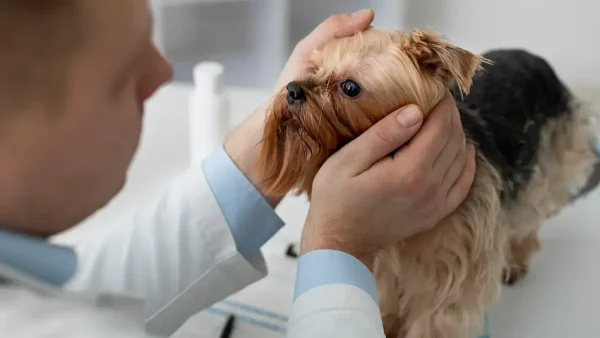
left=333, top=9, right=375, bottom=38
left=304, top=9, right=375, bottom=49
left=334, top=105, right=423, bottom=175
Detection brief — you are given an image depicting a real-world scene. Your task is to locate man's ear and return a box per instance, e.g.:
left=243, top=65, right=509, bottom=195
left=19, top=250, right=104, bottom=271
left=400, top=29, right=487, bottom=94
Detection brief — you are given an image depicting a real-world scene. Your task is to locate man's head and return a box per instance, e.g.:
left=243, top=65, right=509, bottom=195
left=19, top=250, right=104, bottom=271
left=0, top=0, right=173, bottom=236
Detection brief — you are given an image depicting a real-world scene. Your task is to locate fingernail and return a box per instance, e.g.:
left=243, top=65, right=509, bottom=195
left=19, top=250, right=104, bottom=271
left=351, top=8, right=372, bottom=19
left=396, top=105, right=423, bottom=127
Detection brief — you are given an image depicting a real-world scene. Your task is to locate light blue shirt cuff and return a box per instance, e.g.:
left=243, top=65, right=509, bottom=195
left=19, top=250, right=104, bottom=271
left=294, top=249, right=378, bottom=302
left=0, top=229, right=76, bottom=286
left=202, top=145, right=284, bottom=261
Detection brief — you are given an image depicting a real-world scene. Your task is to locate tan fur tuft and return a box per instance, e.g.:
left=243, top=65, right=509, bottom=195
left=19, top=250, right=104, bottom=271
left=399, top=29, right=485, bottom=95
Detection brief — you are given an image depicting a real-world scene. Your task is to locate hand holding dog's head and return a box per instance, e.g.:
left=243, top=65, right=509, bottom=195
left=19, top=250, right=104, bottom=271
left=257, top=28, right=483, bottom=196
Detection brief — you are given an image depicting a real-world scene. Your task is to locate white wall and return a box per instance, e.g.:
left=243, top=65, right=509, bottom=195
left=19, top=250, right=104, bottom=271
left=157, top=0, right=405, bottom=87
left=159, top=0, right=599, bottom=88
left=157, top=0, right=288, bottom=88
left=403, top=0, right=600, bottom=86
left=290, top=0, right=405, bottom=47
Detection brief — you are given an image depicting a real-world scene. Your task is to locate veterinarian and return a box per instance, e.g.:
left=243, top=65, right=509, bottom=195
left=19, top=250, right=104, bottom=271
left=0, top=2, right=476, bottom=337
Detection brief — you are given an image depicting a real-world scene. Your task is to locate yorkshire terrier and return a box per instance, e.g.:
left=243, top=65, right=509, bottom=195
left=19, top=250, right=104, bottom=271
left=256, top=28, right=600, bottom=338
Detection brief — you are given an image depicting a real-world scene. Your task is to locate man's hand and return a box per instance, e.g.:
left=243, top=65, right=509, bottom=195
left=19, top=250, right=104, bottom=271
left=273, top=9, right=374, bottom=92
left=301, top=93, right=477, bottom=270
left=224, top=10, right=375, bottom=207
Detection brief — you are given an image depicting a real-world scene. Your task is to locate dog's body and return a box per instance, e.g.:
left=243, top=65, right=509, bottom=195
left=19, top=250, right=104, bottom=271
left=375, top=48, right=599, bottom=338
left=256, top=29, right=600, bottom=338
left=456, top=49, right=577, bottom=202
left=451, top=48, right=599, bottom=282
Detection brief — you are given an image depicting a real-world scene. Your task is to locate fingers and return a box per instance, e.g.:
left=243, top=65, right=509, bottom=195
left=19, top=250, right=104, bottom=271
left=445, top=144, right=477, bottom=212
left=405, top=92, right=456, bottom=167
left=301, top=9, right=374, bottom=50
left=441, top=141, right=469, bottom=193
left=432, top=102, right=466, bottom=176
left=332, top=105, right=423, bottom=176
left=274, top=9, right=374, bottom=92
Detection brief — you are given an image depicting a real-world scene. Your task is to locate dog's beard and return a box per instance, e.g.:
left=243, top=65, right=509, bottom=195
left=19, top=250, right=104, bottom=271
left=257, top=91, right=334, bottom=196
left=258, top=92, right=368, bottom=196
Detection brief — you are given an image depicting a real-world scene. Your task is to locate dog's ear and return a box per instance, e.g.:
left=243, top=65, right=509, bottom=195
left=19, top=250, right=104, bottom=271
left=400, top=29, right=485, bottom=94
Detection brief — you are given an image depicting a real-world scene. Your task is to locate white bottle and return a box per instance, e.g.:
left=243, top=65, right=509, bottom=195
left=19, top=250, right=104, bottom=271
left=189, top=61, right=230, bottom=166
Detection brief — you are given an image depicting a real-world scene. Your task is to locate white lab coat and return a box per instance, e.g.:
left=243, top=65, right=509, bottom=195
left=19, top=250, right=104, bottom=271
left=0, top=164, right=385, bottom=337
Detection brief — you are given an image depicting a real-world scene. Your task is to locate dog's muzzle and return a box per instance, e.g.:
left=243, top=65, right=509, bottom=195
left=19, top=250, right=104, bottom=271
left=286, top=81, right=305, bottom=105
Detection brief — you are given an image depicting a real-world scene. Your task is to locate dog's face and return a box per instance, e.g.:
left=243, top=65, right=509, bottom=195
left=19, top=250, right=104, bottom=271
left=257, top=28, right=483, bottom=196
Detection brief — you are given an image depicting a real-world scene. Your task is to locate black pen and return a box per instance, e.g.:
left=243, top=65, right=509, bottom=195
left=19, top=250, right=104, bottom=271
left=219, top=314, right=236, bottom=338
left=286, top=244, right=298, bottom=258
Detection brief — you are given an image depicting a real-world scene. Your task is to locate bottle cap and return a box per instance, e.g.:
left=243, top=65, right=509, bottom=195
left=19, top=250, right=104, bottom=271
left=193, top=61, right=224, bottom=94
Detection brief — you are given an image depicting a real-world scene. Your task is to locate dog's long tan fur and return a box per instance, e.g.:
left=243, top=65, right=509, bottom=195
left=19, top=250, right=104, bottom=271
left=256, top=28, right=599, bottom=338
left=376, top=153, right=505, bottom=338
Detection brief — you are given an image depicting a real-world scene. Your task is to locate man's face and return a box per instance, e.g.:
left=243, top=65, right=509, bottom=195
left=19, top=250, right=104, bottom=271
left=6, top=0, right=173, bottom=235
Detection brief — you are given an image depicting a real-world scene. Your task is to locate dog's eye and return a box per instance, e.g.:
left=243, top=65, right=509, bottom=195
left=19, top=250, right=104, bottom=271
left=340, top=79, right=361, bottom=98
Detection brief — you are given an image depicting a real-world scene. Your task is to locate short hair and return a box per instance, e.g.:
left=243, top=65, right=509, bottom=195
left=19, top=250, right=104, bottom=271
left=0, top=1, right=85, bottom=109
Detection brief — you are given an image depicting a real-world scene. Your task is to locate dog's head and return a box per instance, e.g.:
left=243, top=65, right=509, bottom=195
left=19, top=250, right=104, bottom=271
left=257, top=28, right=484, bottom=196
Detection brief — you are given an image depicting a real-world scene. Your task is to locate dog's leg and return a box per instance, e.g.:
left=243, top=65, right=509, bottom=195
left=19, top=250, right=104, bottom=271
left=377, top=155, right=508, bottom=338
left=502, top=229, right=541, bottom=285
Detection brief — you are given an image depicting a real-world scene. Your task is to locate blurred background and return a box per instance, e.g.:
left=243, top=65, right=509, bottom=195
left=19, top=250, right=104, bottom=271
left=151, top=0, right=600, bottom=90
left=53, top=2, right=600, bottom=336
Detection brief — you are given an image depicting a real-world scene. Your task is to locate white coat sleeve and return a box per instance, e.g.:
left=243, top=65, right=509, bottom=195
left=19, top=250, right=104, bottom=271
left=287, top=250, right=386, bottom=338
left=64, top=146, right=284, bottom=337
left=288, top=249, right=491, bottom=338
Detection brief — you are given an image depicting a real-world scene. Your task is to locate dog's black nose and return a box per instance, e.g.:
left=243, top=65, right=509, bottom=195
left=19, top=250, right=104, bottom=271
left=286, top=81, right=305, bottom=104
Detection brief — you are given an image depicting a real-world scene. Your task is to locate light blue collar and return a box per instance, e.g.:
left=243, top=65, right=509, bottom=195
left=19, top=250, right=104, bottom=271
left=0, top=229, right=76, bottom=286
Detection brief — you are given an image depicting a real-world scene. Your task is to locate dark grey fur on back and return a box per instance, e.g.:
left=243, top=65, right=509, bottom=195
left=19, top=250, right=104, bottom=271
left=449, top=49, right=585, bottom=202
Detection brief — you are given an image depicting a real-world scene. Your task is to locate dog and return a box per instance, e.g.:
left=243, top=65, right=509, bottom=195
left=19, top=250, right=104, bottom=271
left=256, top=28, right=600, bottom=338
